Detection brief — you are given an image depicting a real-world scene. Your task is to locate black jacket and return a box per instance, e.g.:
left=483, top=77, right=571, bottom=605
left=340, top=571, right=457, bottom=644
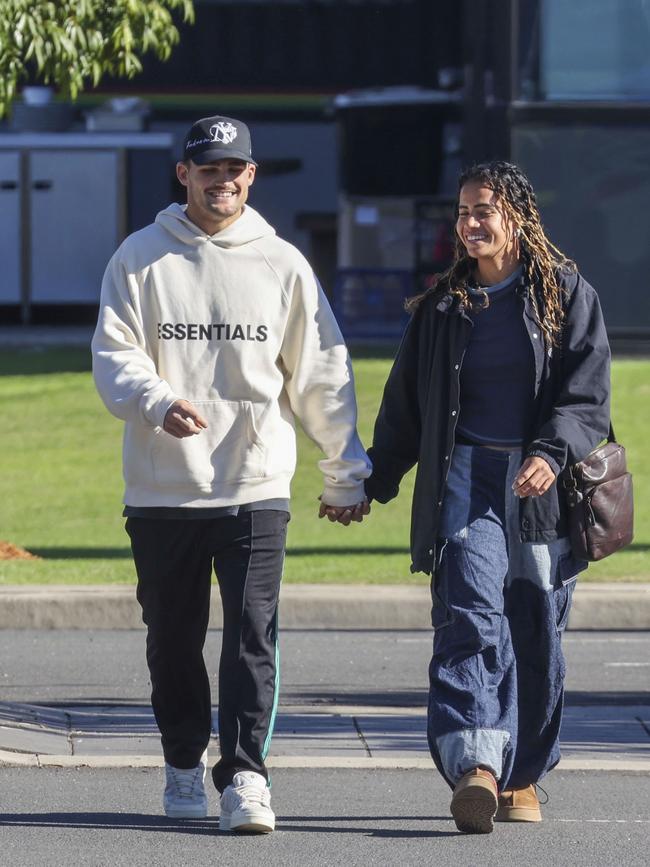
left=365, top=269, right=611, bottom=574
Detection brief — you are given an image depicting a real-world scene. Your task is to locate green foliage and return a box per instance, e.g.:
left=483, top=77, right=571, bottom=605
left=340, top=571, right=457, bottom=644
left=0, top=0, right=194, bottom=116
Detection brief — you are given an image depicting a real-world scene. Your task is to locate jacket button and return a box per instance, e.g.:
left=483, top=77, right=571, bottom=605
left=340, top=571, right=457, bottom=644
left=522, top=518, right=531, bottom=530
left=532, top=333, right=539, bottom=339
left=428, top=548, right=434, bottom=556
left=444, top=455, right=449, bottom=461
left=454, top=364, right=460, bottom=370
left=451, top=410, right=457, bottom=417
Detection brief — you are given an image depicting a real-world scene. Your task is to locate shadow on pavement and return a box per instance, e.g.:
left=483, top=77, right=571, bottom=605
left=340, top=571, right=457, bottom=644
left=0, top=813, right=216, bottom=835
left=274, top=814, right=459, bottom=837
left=0, top=812, right=459, bottom=838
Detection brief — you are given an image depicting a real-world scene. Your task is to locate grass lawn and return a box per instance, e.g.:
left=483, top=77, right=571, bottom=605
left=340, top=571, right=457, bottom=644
left=0, top=346, right=647, bottom=585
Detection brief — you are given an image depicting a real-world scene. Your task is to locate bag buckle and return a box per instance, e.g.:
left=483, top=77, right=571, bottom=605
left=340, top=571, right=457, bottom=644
left=562, top=473, right=582, bottom=507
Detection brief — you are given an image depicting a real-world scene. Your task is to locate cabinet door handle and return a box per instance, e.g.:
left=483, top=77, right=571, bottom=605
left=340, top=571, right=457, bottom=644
left=32, top=180, right=53, bottom=190
left=0, top=180, right=18, bottom=190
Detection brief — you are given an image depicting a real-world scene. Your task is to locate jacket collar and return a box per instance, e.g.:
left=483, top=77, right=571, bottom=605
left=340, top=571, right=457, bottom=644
left=435, top=267, right=531, bottom=311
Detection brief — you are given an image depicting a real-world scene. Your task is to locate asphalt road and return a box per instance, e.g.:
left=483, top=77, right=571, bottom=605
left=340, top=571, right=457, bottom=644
left=1, top=630, right=649, bottom=864
left=0, top=629, right=648, bottom=706
left=1, top=767, right=648, bottom=867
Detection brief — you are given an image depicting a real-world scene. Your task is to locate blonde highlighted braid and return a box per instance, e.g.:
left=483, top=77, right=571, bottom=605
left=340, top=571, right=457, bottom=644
left=408, top=161, right=575, bottom=346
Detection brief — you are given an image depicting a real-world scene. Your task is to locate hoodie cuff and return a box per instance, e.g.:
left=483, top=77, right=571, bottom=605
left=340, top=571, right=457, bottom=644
left=320, top=481, right=367, bottom=508
left=141, top=389, right=179, bottom=429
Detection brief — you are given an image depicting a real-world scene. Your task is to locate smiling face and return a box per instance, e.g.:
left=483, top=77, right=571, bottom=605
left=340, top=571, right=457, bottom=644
left=456, top=181, right=520, bottom=283
left=176, top=157, right=256, bottom=235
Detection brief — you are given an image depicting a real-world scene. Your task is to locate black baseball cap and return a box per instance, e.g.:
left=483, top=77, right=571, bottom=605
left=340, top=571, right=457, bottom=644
left=182, top=115, right=257, bottom=166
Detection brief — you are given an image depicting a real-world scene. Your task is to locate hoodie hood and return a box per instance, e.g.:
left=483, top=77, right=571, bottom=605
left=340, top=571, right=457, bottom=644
left=155, top=202, right=276, bottom=248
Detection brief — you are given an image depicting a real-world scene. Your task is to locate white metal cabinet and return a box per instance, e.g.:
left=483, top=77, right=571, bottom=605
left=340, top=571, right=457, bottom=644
left=0, top=132, right=172, bottom=320
left=0, top=152, right=22, bottom=303
left=29, top=151, right=120, bottom=303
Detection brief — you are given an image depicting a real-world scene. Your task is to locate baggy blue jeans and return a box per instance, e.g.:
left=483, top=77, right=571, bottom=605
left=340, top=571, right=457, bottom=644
left=427, top=444, right=586, bottom=791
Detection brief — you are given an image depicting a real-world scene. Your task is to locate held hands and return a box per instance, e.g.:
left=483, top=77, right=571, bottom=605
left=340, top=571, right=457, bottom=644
left=512, top=456, right=555, bottom=498
left=163, top=399, right=208, bottom=439
left=162, top=400, right=371, bottom=525
left=318, top=498, right=370, bottom=526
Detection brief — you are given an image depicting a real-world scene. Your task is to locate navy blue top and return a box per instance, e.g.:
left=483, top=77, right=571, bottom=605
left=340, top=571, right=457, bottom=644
left=456, top=268, right=536, bottom=447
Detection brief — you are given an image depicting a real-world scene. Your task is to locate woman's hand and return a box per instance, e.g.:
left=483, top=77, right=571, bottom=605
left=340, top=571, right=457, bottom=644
left=318, top=499, right=370, bottom=525
left=512, top=456, right=555, bottom=498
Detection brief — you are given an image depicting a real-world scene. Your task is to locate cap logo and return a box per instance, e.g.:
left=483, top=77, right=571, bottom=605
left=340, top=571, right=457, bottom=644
left=209, top=121, right=238, bottom=145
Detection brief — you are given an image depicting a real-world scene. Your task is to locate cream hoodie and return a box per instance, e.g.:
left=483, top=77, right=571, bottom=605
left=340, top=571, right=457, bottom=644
left=92, top=203, right=370, bottom=508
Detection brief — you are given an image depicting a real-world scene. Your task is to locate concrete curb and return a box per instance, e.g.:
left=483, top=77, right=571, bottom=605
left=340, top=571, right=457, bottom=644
left=2, top=750, right=649, bottom=772
left=567, top=583, right=650, bottom=630
left=0, top=582, right=649, bottom=630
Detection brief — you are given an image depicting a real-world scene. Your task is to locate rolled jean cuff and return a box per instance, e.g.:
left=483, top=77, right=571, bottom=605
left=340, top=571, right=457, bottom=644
left=437, top=728, right=510, bottom=784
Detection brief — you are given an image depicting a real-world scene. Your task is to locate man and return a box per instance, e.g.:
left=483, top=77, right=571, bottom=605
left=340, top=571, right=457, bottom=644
left=92, top=115, right=370, bottom=832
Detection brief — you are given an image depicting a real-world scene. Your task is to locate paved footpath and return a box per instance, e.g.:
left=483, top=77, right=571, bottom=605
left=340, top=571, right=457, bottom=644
left=1, top=629, right=648, bottom=771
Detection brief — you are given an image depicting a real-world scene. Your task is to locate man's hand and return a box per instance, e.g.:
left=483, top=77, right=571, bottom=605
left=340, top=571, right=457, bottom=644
left=512, top=456, right=555, bottom=498
left=318, top=499, right=370, bottom=526
left=163, top=399, right=208, bottom=439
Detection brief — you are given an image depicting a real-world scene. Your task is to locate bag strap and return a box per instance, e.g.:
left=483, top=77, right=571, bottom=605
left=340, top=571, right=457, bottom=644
left=557, top=293, right=615, bottom=447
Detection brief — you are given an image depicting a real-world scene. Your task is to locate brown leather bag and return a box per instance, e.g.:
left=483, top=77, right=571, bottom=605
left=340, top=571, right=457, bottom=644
left=562, top=426, right=634, bottom=561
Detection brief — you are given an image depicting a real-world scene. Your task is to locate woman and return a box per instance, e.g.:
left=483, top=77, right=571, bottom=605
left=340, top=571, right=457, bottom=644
left=365, top=161, right=610, bottom=834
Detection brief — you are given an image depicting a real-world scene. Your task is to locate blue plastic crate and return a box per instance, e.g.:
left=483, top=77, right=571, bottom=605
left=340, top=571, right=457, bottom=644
left=331, top=268, right=412, bottom=340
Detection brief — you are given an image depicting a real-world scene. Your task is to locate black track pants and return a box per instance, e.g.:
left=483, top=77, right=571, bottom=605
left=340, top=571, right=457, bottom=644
left=126, top=510, right=289, bottom=792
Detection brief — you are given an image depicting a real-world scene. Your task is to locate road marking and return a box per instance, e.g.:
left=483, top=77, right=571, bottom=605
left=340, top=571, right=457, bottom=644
left=605, top=662, right=650, bottom=667
left=560, top=819, right=650, bottom=825
left=395, top=639, right=430, bottom=643
left=556, top=758, right=650, bottom=772
left=564, top=636, right=650, bottom=643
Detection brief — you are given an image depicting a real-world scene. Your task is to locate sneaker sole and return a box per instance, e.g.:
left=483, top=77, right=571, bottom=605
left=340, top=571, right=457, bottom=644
left=220, top=811, right=275, bottom=833
left=451, top=788, right=498, bottom=834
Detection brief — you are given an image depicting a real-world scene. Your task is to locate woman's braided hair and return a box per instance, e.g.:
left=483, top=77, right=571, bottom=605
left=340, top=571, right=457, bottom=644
left=408, top=160, right=575, bottom=346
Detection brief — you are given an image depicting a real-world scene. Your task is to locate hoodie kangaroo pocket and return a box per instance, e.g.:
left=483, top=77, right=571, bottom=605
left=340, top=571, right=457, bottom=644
left=151, top=400, right=265, bottom=490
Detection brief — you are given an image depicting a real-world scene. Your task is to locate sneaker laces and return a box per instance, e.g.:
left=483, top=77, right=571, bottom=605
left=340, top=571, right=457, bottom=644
left=230, top=774, right=269, bottom=808
left=236, top=783, right=267, bottom=807
left=167, top=765, right=203, bottom=800
left=534, top=783, right=549, bottom=805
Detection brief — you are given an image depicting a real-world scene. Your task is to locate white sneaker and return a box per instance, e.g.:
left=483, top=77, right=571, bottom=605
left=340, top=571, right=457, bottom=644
left=163, top=749, right=208, bottom=819
left=219, top=771, right=275, bottom=833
